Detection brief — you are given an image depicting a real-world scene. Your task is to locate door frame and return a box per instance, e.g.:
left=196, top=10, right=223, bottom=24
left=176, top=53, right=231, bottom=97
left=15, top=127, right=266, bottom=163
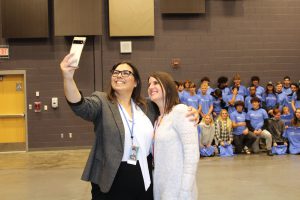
left=0, top=70, right=28, bottom=151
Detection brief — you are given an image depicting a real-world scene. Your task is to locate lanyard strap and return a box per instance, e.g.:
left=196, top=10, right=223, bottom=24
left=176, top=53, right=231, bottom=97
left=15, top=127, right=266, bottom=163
left=118, top=100, right=134, bottom=145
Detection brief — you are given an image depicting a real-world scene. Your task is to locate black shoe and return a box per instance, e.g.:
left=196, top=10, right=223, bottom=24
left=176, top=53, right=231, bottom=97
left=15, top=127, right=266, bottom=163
left=267, top=150, right=273, bottom=156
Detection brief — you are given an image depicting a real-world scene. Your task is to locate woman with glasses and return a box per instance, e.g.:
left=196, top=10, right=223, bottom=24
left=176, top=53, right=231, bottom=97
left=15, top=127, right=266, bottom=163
left=60, top=54, right=197, bottom=200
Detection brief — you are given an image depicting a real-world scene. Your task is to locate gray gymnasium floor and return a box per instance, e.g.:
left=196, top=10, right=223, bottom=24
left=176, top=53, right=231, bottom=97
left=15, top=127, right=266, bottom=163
left=0, top=150, right=299, bottom=200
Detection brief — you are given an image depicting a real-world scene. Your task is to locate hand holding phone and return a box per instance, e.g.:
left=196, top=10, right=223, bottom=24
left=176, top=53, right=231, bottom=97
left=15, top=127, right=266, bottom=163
left=69, top=37, right=86, bottom=67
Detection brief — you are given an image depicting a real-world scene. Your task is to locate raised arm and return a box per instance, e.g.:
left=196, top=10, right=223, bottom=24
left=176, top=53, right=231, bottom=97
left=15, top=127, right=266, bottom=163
left=60, top=54, right=102, bottom=121
left=60, top=54, right=81, bottom=103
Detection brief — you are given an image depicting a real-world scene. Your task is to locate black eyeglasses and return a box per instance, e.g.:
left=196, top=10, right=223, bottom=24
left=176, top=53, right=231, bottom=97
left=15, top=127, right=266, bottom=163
left=111, top=70, right=134, bottom=78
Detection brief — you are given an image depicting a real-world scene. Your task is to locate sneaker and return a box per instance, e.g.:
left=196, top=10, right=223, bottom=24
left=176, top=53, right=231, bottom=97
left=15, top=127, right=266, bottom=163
left=267, top=150, right=273, bottom=156
left=245, top=149, right=251, bottom=155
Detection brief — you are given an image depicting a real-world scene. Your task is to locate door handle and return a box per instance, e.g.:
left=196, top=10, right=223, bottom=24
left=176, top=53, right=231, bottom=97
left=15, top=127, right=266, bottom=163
left=0, top=113, right=25, bottom=118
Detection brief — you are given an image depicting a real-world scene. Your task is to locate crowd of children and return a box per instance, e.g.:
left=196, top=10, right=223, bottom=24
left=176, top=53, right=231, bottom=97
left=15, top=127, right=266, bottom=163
left=175, top=74, right=300, bottom=157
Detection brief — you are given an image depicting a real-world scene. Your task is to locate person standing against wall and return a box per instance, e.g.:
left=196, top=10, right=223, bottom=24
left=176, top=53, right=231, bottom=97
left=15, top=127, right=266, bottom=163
left=248, top=76, right=265, bottom=98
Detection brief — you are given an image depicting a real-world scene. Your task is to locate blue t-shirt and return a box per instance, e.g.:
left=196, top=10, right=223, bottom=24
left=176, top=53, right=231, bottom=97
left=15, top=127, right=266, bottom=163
left=281, top=113, right=293, bottom=126
left=178, top=91, right=185, bottom=103
left=221, top=87, right=230, bottom=97
left=245, top=95, right=262, bottom=111
left=230, top=111, right=247, bottom=135
left=262, top=93, right=277, bottom=108
left=212, top=97, right=222, bottom=115
left=292, top=92, right=300, bottom=109
left=246, top=108, right=269, bottom=130
left=276, top=92, right=289, bottom=111
left=197, top=93, right=213, bottom=115
left=230, top=85, right=248, bottom=97
left=183, top=93, right=200, bottom=110
left=180, top=90, right=190, bottom=104
left=225, top=94, right=244, bottom=114
left=248, top=86, right=265, bottom=98
left=283, top=87, right=293, bottom=102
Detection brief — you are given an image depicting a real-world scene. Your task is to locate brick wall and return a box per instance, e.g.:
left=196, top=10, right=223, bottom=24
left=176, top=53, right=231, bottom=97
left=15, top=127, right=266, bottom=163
left=1, top=0, right=300, bottom=149
left=102, top=0, right=300, bottom=91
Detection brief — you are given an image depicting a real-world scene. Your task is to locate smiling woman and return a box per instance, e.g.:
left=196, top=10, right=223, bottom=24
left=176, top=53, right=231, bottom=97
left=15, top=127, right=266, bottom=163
left=148, top=72, right=199, bottom=200
left=60, top=55, right=157, bottom=200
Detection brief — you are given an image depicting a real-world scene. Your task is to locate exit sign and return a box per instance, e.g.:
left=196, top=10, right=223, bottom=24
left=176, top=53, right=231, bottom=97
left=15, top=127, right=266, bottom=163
left=0, top=45, right=9, bottom=59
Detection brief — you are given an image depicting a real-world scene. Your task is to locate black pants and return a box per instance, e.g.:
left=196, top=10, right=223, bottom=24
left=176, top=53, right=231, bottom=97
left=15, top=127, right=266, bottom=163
left=91, top=157, right=153, bottom=200
left=233, top=133, right=256, bottom=154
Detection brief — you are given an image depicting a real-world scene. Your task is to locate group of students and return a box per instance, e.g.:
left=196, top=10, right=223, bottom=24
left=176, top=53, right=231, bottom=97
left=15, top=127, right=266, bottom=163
left=175, top=74, right=300, bottom=157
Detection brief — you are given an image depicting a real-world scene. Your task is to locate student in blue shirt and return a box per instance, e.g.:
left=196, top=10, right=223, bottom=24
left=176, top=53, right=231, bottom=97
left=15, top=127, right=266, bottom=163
left=225, top=86, right=244, bottom=114
left=246, top=97, right=273, bottom=156
left=245, top=85, right=262, bottom=112
left=197, top=76, right=214, bottom=96
left=211, top=88, right=227, bottom=119
left=262, top=82, right=278, bottom=116
left=175, top=81, right=185, bottom=103
left=182, top=80, right=192, bottom=101
left=182, top=82, right=201, bottom=110
left=283, top=76, right=293, bottom=97
left=230, top=101, right=256, bottom=154
left=281, top=106, right=293, bottom=127
left=216, top=76, right=230, bottom=98
left=292, top=85, right=300, bottom=112
left=276, top=82, right=289, bottom=111
left=231, top=73, right=248, bottom=97
left=198, top=82, right=213, bottom=119
left=247, top=76, right=265, bottom=98
left=283, top=76, right=294, bottom=111
left=290, top=82, right=299, bottom=95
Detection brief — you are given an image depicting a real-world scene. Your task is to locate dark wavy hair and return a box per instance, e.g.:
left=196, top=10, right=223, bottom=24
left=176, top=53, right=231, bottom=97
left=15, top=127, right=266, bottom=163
left=107, top=61, right=145, bottom=108
left=148, top=72, right=179, bottom=115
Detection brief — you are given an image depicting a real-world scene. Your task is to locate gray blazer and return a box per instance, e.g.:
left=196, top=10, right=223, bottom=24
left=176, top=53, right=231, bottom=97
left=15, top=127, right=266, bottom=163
left=69, top=92, right=158, bottom=192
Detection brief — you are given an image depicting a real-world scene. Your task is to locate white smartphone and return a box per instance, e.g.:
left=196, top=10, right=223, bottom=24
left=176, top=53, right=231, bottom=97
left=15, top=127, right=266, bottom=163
left=69, top=37, right=86, bottom=67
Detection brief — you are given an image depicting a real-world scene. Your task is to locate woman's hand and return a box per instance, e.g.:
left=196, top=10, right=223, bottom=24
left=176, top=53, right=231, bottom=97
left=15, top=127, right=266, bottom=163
left=186, top=106, right=200, bottom=125
left=60, top=53, right=79, bottom=80
left=60, top=54, right=82, bottom=103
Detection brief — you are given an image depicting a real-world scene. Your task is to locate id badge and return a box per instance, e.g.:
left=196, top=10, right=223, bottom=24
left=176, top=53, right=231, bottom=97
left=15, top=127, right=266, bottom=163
left=127, top=145, right=139, bottom=165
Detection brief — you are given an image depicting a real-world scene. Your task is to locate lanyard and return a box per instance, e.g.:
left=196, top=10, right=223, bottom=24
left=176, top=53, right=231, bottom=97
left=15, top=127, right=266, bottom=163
left=118, top=101, right=134, bottom=145
left=152, top=115, right=164, bottom=168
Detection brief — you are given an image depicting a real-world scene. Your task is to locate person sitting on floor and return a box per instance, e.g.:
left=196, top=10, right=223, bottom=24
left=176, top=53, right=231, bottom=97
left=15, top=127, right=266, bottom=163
left=281, top=106, right=293, bottom=127
left=199, top=115, right=216, bottom=157
left=268, top=108, right=288, bottom=148
left=230, top=101, right=256, bottom=154
left=246, top=97, right=273, bottom=156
